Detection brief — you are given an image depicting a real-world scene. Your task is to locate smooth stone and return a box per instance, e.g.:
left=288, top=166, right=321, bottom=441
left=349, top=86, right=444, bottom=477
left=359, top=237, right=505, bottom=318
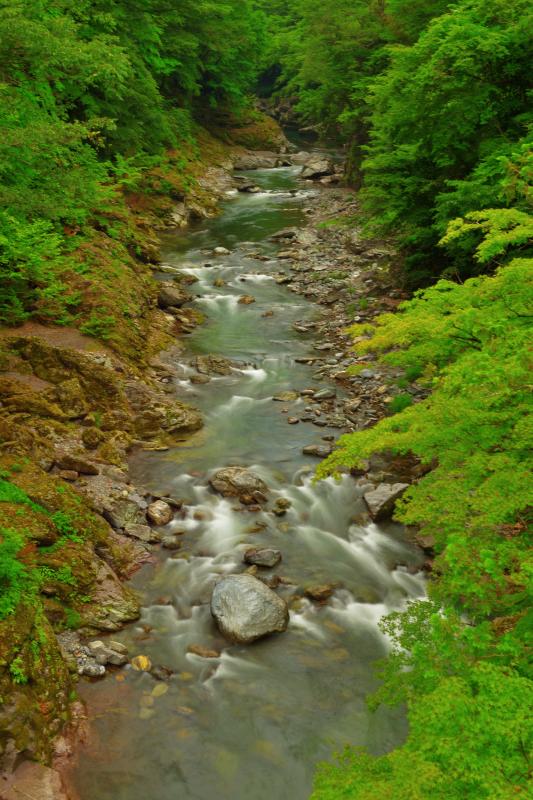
left=211, top=574, right=289, bottom=644
left=187, top=644, right=220, bottom=659
left=302, top=444, right=333, bottom=458
left=313, top=388, right=336, bottom=401
left=209, top=466, right=269, bottom=501
left=305, top=584, right=335, bottom=602
left=161, top=535, right=182, bottom=550
left=243, top=547, right=282, bottom=568
left=146, top=500, right=173, bottom=526
left=363, top=482, right=409, bottom=520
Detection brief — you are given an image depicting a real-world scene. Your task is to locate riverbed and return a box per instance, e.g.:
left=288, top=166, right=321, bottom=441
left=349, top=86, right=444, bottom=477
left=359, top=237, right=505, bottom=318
left=69, top=163, right=425, bottom=800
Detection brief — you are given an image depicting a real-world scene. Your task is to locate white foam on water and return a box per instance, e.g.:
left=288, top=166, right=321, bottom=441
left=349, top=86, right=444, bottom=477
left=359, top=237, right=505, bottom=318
left=237, top=366, right=268, bottom=382
left=209, top=394, right=271, bottom=419
left=195, top=294, right=240, bottom=314
left=289, top=608, right=328, bottom=641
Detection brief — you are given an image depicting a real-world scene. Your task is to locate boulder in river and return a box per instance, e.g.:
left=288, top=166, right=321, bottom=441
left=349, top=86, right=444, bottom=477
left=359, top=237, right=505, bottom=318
left=213, top=246, right=231, bottom=256
left=301, top=157, right=335, bottom=180
left=194, top=353, right=236, bottom=376
left=244, top=547, right=282, bottom=568
left=363, top=482, right=409, bottom=520
left=157, top=282, right=191, bottom=309
left=211, top=574, right=289, bottom=643
left=209, top=466, right=269, bottom=502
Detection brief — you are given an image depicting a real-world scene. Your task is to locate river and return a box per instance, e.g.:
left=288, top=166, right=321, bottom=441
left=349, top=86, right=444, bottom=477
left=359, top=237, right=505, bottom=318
left=69, top=162, right=425, bottom=800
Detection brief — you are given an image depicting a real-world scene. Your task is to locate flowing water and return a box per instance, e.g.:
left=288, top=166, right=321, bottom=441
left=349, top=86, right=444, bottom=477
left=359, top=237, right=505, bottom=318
left=70, top=164, right=425, bottom=800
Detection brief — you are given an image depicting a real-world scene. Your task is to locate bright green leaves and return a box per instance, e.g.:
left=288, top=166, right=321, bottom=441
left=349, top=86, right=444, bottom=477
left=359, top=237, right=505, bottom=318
left=361, top=0, right=533, bottom=282
left=312, top=663, right=533, bottom=799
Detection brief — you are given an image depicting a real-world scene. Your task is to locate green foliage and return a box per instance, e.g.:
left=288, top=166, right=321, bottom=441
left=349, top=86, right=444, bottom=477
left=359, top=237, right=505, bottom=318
left=260, top=0, right=532, bottom=281
left=312, top=663, right=532, bottom=799
left=9, top=655, right=28, bottom=686
left=0, top=529, right=30, bottom=619
left=361, top=0, right=533, bottom=282
left=0, top=0, right=267, bottom=327
left=314, top=209, right=533, bottom=793
left=79, top=312, right=117, bottom=341
left=387, top=393, right=413, bottom=413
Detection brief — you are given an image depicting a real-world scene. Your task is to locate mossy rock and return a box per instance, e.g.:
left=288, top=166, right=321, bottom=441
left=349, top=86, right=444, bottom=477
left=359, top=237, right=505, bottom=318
left=0, top=605, right=72, bottom=763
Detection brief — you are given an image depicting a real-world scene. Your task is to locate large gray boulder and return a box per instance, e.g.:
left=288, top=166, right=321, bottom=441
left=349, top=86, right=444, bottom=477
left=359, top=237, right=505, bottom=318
left=209, top=466, right=269, bottom=501
left=301, top=157, right=335, bottom=180
left=363, top=482, right=409, bottom=520
left=211, top=574, right=289, bottom=643
left=234, top=152, right=279, bottom=170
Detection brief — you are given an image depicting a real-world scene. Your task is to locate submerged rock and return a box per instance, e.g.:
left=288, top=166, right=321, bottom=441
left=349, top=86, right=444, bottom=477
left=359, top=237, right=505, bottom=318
left=187, top=644, right=220, bottom=659
left=363, top=482, right=409, bottom=520
left=209, top=466, right=269, bottom=502
left=244, top=547, right=282, bottom=568
left=211, top=574, right=289, bottom=643
left=305, top=584, right=335, bottom=602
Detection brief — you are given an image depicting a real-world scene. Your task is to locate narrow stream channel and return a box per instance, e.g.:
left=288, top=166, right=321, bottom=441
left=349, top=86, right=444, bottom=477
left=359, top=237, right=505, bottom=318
left=70, top=163, right=425, bottom=800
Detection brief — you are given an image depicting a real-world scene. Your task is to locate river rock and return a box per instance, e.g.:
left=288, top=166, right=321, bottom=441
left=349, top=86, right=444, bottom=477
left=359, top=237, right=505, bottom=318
left=233, top=152, right=280, bottom=170
left=195, top=354, right=236, bottom=375
left=291, top=151, right=312, bottom=165
left=88, top=640, right=128, bottom=667
left=305, top=584, right=335, bottom=602
left=301, top=158, right=334, bottom=180
left=124, top=523, right=161, bottom=544
left=103, top=497, right=143, bottom=529
left=209, top=466, right=269, bottom=501
left=238, top=294, right=256, bottom=304
left=161, top=534, right=182, bottom=550
left=313, top=388, right=336, bottom=401
left=157, top=282, right=191, bottom=309
left=363, top=482, right=409, bottom=520
left=187, top=644, right=220, bottom=659
left=213, top=246, right=231, bottom=256
left=146, top=500, right=174, bottom=526
left=244, top=547, right=282, bottom=568
left=302, top=444, right=332, bottom=458
left=272, top=497, right=291, bottom=516
left=211, top=574, right=289, bottom=643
